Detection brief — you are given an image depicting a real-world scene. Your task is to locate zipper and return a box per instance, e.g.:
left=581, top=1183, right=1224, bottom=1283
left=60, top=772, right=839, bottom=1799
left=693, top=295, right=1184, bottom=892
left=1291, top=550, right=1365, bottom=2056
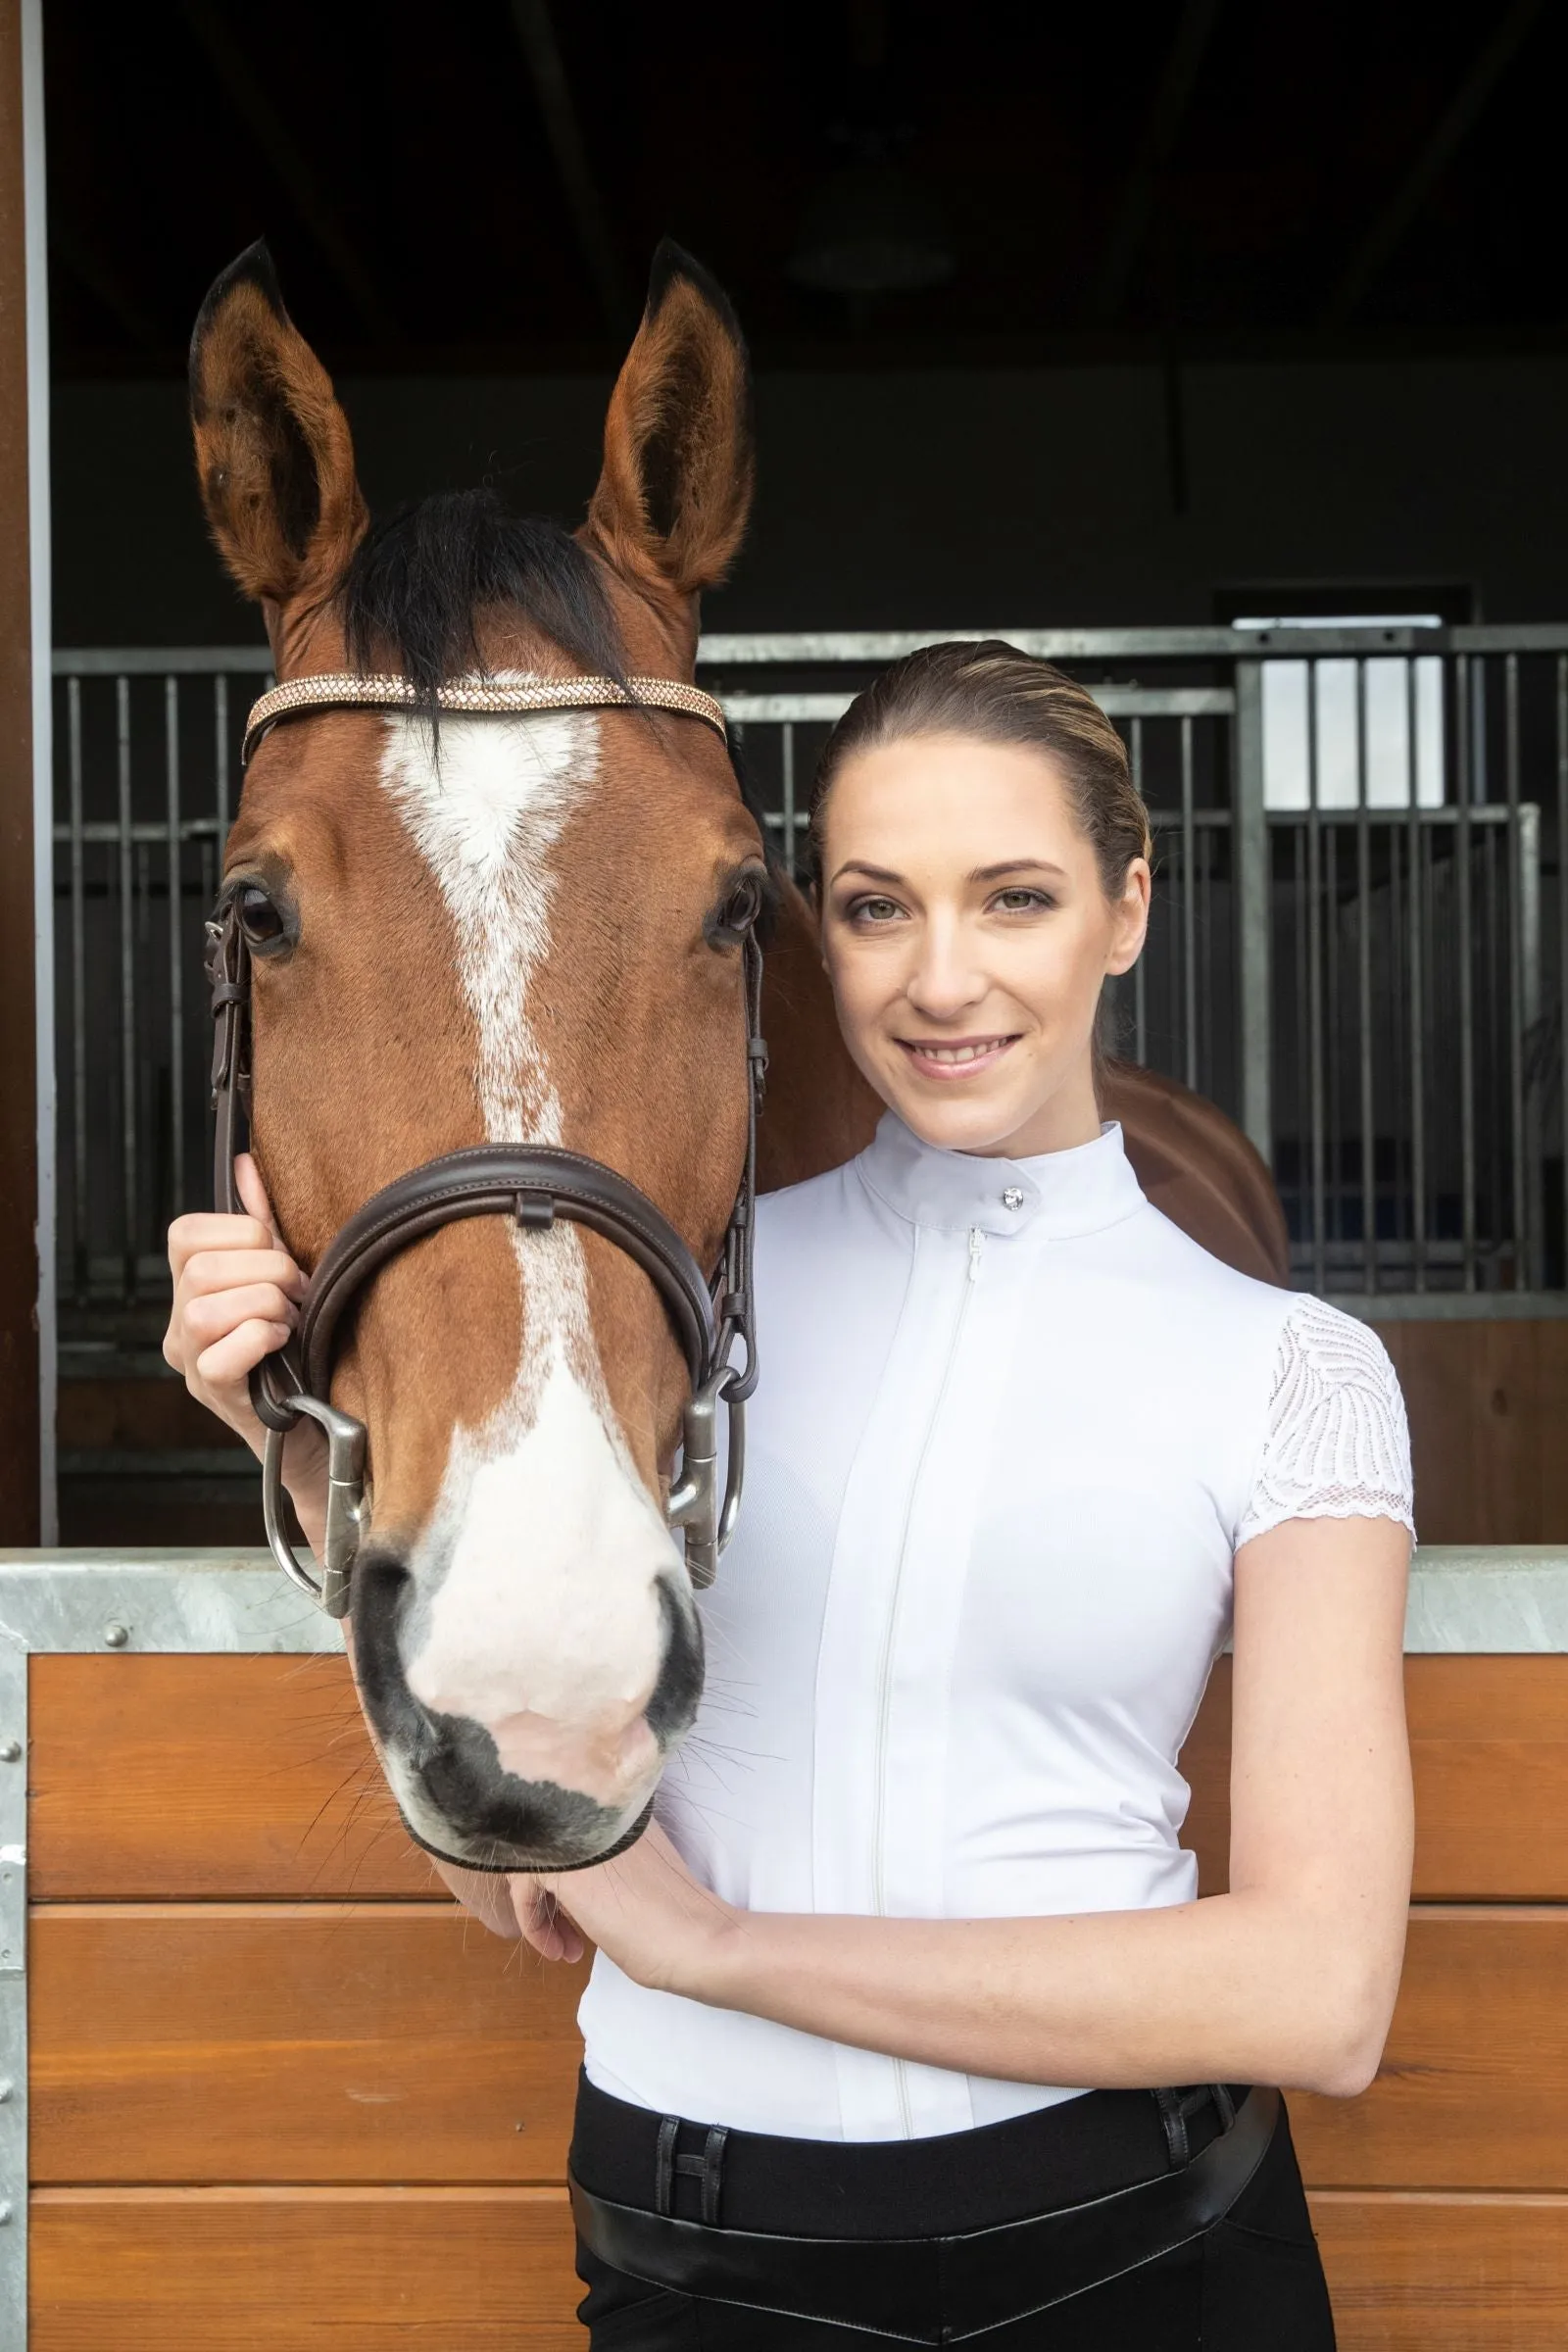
left=870, top=1225, right=985, bottom=2135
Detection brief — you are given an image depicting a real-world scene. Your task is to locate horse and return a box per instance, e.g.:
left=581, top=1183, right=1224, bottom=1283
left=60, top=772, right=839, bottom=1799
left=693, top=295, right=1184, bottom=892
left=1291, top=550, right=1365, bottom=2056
left=188, top=236, right=1287, bottom=1880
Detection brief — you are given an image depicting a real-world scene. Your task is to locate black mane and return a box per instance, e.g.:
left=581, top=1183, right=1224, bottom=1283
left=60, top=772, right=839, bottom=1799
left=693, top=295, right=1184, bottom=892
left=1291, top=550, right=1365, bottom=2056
left=337, top=488, right=624, bottom=707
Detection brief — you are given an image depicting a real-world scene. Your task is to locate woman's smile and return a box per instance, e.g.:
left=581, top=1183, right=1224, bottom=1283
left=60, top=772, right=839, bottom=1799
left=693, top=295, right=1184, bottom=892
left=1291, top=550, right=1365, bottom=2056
left=896, top=1033, right=1020, bottom=1080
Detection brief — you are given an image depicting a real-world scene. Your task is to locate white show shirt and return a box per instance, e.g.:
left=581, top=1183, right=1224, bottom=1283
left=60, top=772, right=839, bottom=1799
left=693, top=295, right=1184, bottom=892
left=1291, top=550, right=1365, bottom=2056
left=579, top=1113, right=1413, bottom=2143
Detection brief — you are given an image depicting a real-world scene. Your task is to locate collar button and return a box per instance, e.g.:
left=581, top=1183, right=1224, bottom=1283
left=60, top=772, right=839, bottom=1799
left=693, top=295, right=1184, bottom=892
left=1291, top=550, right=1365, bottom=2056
left=1002, top=1186, right=1025, bottom=1210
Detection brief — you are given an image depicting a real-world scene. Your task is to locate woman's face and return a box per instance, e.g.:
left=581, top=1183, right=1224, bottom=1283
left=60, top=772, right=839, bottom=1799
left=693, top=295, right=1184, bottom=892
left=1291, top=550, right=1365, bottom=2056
left=817, top=732, right=1151, bottom=1158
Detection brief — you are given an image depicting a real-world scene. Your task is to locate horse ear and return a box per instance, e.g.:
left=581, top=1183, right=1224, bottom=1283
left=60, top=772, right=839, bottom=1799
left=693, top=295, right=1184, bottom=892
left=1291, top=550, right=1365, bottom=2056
left=585, top=240, right=754, bottom=604
left=188, top=241, right=368, bottom=638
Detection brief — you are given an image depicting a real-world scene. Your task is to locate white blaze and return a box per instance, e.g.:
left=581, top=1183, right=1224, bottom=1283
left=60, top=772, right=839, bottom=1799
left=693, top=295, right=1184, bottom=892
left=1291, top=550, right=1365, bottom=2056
left=377, top=692, right=682, bottom=1813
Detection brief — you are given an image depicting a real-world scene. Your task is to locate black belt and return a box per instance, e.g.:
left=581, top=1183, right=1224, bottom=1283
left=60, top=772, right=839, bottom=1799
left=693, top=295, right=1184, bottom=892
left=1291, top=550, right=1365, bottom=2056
left=571, top=2083, right=1279, bottom=2343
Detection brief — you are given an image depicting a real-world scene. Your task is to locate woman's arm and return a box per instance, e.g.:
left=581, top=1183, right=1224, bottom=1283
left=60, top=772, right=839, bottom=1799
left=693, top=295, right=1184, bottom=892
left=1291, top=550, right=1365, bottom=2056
left=541, top=1514, right=1413, bottom=2098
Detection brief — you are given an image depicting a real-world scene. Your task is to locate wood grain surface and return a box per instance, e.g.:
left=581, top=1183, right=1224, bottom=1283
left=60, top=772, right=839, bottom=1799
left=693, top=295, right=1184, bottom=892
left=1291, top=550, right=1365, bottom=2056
left=28, top=1653, right=429, bottom=1899
left=30, top=1651, right=1568, bottom=1902
left=1311, top=2192, right=1568, bottom=2350
left=1293, top=1910, right=1568, bottom=2190
left=28, top=1905, right=588, bottom=2184
left=1382, top=1320, right=1568, bottom=1545
left=1179, top=1656, right=1568, bottom=1900
left=30, top=2187, right=585, bottom=2349
left=27, top=2186, right=1568, bottom=2349
left=29, top=1900, right=1568, bottom=2192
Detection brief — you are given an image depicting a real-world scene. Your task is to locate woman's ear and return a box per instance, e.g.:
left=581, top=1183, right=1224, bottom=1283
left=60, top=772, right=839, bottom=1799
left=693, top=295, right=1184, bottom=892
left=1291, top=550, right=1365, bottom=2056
left=583, top=240, right=754, bottom=609
left=1105, top=858, right=1152, bottom=977
left=189, top=241, right=368, bottom=658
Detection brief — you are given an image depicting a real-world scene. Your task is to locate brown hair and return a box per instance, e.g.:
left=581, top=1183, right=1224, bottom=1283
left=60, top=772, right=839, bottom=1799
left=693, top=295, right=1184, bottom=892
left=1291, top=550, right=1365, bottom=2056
left=807, top=639, right=1152, bottom=895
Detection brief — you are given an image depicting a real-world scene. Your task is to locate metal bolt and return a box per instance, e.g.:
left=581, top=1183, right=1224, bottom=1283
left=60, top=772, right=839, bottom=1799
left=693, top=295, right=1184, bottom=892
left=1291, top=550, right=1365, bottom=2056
left=0, top=2081, right=13, bottom=2103
left=0, top=1742, right=18, bottom=1763
left=103, top=1623, right=129, bottom=1648
left=0, top=2203, right=13, bottom=2226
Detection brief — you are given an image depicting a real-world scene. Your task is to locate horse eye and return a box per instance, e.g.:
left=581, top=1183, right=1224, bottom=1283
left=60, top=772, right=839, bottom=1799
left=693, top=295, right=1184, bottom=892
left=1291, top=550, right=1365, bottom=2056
left=236, top=884, right=285, bottom=948
left=708, top=871, right=768, bottom=949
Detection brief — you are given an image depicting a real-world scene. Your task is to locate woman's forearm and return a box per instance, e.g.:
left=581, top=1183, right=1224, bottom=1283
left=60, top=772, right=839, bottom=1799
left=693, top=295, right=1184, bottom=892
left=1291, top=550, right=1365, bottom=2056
left=694, top=1889, right=1402, bottom=2100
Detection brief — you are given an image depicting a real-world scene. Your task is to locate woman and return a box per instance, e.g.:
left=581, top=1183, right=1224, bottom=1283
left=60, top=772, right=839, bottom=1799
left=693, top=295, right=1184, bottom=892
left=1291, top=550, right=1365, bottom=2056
left=167, top=643, right=1414, bottom=2349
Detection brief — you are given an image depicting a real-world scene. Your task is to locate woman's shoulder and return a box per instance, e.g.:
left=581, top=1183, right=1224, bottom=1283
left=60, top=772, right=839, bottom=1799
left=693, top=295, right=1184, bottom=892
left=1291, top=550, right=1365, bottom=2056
left=1237, top=1295, right=1414, bottom=1547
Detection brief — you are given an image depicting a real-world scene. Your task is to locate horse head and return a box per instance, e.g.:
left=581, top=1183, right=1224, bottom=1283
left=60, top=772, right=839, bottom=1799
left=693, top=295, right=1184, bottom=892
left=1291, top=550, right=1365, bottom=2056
left=192, top=239, right=765, bottom=1873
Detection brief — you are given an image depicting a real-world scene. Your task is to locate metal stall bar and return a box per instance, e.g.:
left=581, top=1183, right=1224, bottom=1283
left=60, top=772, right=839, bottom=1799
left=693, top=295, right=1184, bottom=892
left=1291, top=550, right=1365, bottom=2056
left=1232, top=662, right=1270, bottom=1167
left=1129, top=716, right=1149, bottom=1066
left=115, top=677, right=136, bottom=1303
left=1179, top=716, right=1198, bottom=1095
left=1305, top=662, right=1327, bottom=1294
left=1406, top=661, right=1427, bottom=1292
left=166, top=679, right=183, bottom=1240
left=1455, top=657, right=1477, bottom=1290
left=1520, top=798, right=1544, bottom=1293
left=215, top=672, right=230, bottom=853
left=1558, top=656, right=1568, bottom=1288
left=66, top=681, right=86, bottom=1308
left=1505, top=655, right=1528, bottom=1284
left=1356, top=662, right=1376, bottom=1293
left=780, top=721, right=798, bottom=876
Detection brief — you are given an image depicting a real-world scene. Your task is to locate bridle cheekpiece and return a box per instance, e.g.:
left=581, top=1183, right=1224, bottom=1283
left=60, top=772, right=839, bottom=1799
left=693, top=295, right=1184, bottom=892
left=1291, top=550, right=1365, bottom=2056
left=209, top=668, right=762, bottom=1622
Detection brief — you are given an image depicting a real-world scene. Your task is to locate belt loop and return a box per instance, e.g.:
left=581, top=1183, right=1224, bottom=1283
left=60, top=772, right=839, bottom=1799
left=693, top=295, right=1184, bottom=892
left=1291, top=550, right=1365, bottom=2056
left=654, top=2116, right=679, bottom=2217
left=1153, top=2086, right=1190, bottom=2169
left=700, top=2126, right=728, bottom=2226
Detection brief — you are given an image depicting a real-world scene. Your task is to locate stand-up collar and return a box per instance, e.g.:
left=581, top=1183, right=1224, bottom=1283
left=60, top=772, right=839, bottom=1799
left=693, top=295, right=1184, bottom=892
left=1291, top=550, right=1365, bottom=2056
left=857, top=1110, right=1147, bottom=1240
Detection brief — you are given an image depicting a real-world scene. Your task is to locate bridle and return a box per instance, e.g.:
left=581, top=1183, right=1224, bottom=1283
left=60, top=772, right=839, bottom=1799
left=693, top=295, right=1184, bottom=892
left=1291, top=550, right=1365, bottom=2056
left=208, top=670, right=766, bottom=1622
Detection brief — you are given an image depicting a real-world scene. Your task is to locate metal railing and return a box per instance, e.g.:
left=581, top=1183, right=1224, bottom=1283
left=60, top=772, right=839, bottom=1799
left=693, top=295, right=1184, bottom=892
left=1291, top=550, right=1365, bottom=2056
left=52, top=627, right=1568, bottom=1316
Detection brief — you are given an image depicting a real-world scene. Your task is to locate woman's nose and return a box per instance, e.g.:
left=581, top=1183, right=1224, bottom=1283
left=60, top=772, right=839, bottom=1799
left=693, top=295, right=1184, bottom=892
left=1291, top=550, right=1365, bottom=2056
left=906, top=926, right=988, bottom=1019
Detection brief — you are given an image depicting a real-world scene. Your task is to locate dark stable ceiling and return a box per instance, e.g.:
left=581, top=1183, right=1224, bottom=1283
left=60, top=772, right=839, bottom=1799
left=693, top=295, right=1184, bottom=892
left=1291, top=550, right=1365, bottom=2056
left=44, top=0, right=1568, bottom=379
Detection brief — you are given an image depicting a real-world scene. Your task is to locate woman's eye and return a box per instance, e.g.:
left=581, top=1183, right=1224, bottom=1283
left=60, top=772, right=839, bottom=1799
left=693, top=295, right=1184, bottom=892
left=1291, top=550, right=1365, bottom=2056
left=236, top=885, right=285, bottom=947
left=850, top=896, right=904, bottom=924
left=993, top=888, right=1052, bottom=914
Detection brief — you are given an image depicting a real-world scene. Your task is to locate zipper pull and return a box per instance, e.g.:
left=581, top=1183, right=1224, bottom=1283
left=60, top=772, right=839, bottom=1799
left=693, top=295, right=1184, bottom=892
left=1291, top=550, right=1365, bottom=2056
left=968, top=1226, right=984, bottom=1283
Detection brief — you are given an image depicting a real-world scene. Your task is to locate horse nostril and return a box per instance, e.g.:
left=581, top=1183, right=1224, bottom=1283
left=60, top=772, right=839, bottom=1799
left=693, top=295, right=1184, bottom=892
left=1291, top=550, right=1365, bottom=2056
left=644, top=1573, right=704, bottom=1747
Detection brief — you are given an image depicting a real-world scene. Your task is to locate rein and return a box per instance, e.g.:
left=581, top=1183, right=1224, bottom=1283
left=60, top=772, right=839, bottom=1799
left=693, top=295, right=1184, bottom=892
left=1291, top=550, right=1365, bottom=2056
left=208, top=670, right=763, bottom=1621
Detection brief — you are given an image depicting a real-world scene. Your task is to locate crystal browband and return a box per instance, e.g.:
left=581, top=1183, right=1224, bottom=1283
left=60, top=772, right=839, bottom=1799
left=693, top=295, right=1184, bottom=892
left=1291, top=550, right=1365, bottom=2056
left=242, top=671, right=729, bottom=766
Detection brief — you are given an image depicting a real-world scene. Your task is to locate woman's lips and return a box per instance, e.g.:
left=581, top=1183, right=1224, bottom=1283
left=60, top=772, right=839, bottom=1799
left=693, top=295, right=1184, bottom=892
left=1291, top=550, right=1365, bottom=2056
left=896, top=1035, right=1019, bottom=1080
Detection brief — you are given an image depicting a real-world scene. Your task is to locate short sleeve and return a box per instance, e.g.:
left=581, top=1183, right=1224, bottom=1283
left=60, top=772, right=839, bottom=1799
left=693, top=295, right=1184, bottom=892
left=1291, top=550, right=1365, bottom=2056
left=1236, top=1296, right=1414, bottom=1549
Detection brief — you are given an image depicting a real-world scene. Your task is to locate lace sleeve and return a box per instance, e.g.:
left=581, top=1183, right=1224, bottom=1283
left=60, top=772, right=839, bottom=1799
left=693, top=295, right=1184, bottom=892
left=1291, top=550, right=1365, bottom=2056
left=1236, top=1297, right=1414, bottom=1549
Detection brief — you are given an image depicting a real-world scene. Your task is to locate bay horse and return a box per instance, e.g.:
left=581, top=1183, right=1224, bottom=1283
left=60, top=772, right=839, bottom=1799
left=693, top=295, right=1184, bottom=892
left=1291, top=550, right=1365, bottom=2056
left=188, top=239, right=1287, bottom=1878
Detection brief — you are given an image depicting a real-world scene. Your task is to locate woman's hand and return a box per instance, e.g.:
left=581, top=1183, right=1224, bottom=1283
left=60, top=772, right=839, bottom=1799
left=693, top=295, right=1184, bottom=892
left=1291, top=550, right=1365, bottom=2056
left=511, top=1823, right=741, bottom=1997
left=164, top=1152, right=328, bottom=1530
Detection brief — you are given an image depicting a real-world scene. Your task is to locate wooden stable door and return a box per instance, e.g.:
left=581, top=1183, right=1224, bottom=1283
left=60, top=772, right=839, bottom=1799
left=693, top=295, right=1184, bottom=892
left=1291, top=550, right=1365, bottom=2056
left=25, top=1651, right=1568, bottom=2349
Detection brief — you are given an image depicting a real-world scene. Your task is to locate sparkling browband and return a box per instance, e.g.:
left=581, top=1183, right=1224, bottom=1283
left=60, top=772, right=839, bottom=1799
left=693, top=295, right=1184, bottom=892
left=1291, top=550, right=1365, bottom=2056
left=242, top=671, right=728, bottom=766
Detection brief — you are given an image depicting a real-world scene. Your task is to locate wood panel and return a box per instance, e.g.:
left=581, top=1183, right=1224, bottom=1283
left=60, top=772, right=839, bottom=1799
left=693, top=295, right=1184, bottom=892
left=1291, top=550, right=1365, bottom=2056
left=30, top=2187, right=584, bottom=2350
left=1178, top=1657, right=1568, bottom=1900
left=28, top=2187, right=1568, bottom=2351
left=28, top=1905, right=589, bottom=2183
left=28, top=1654, right=430, bottom=1898
left=31, top=1900, right=1568, bottom=2192
left=33, top=1651, right=1568, bottom=1903
left=1383, top=1320, right=1568, bottom=1545
left=1293, top=1911, right=1568, bottom=2190
left=1311, top=2192, right=1568, bottom=2351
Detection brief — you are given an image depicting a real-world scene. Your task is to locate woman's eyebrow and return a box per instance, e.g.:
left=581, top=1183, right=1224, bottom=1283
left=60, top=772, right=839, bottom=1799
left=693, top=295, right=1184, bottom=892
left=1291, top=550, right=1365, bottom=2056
left=970, top=858, right=1069, bottom=882
left=830, top=859, right=906, bottom=885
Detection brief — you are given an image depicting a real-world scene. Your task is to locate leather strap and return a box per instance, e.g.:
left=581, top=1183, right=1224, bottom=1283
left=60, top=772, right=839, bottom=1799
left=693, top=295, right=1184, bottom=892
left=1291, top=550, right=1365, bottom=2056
left=569, top=2085, right=1279, bottom=2345
left=296, top=1144, right=717, bottom=1398
left=242, top=669, right=728, bottom=767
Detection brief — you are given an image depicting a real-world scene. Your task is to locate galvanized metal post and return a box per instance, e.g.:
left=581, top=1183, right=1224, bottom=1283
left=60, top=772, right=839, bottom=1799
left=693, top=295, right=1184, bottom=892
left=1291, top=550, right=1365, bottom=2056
left=1233, top=659, right=1272, bottom=1169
